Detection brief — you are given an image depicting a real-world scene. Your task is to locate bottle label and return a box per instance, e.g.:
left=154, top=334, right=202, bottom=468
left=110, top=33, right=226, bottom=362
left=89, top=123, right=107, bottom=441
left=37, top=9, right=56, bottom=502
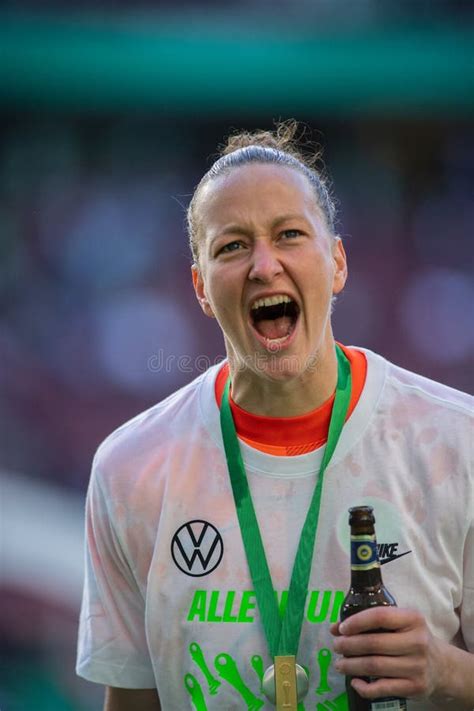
left=350, top=534, right=380, bottom=570
left=371, top=699, right=407, bottom=710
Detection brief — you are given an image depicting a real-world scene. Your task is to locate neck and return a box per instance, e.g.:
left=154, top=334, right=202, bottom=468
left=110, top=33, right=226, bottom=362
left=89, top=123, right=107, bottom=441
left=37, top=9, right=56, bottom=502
left=228, top=338, right=338, bottom=417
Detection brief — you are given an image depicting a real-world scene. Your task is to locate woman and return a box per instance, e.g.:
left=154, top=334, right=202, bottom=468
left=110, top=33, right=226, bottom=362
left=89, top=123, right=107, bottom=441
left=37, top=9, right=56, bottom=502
left=77, top=122, right=474, bottom=710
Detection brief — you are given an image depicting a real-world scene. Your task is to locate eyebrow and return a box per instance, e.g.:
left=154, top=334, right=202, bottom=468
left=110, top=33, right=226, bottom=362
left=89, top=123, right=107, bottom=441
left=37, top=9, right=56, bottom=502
left=218, top=213, right=306, bottom=237
left=271, top=213, right=306, bottom=228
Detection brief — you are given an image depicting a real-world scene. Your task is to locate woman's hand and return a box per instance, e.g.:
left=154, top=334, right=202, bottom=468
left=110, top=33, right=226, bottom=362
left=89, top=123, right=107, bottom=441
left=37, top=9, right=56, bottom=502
left=330, top=606, right=474, bottom=708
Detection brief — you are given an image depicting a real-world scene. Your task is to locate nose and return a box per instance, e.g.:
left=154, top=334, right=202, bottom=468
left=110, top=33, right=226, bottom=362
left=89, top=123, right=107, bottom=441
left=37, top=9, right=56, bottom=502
left=248, top=240, right=283, bottom=283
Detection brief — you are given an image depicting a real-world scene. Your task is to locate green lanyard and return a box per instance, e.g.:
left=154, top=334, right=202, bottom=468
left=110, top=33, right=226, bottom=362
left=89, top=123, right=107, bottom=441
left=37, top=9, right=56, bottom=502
left=219, top=344, right=351, bottom=659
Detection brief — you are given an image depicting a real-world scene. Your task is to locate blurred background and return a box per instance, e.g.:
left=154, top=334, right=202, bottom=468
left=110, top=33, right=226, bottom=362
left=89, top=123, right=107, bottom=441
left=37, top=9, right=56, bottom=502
left=1, top=2, right=473, bottom=709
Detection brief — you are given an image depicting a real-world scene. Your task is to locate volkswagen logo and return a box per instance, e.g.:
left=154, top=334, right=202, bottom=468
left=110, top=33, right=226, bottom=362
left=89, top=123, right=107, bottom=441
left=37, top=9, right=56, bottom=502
left=171, top=520, right=224, bottom=577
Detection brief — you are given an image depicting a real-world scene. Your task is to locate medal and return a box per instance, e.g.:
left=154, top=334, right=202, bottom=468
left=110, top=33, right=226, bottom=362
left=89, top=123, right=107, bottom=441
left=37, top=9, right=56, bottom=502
left=262, top=656, right=309, bottom=708
left=220, top=345, right=352, bottom=701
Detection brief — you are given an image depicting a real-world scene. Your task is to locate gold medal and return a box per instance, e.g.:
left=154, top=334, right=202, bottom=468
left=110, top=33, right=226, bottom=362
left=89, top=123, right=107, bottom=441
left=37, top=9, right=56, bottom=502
left=275, top=656, right=298, bottom=710
left=261, top=656, right=309, bottom=709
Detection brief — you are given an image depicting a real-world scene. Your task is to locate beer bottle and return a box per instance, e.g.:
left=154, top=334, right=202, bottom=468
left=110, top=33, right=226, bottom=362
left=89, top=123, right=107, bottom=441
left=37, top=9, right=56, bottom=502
left=340, top=506, right=407, bottom=711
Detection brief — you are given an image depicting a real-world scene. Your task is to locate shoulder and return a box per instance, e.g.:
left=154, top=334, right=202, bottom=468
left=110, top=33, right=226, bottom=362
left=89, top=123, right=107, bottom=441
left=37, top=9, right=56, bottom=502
left=360, top=347, right=472, bottom=442
left=92, top=364, right=222, bottom=492
left=359, top=347, right=471, bottom=411
left=385, top=354, right=471, bottom=416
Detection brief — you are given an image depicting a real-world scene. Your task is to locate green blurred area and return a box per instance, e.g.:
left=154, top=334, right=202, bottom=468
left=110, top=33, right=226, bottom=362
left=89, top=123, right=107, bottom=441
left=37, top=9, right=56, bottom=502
left=1, top=13, right=473, bottom=115
left=2, top=661, right=89, bottom=711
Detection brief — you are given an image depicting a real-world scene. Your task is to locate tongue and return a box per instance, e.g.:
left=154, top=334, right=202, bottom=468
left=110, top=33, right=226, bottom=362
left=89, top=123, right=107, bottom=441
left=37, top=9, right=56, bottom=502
left=255, top=316, right=293, bottom=340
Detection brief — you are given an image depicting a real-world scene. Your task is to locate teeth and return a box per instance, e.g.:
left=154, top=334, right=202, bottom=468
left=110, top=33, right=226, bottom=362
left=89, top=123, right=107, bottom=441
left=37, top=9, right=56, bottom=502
left=265, top=335, right=288, bottom=345
left=251, top=294, right=293, bottom=310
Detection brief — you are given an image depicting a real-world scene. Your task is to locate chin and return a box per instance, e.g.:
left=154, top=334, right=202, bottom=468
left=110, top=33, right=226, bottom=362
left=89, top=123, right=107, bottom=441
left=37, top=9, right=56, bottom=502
left=252, top=352, right=314, bottom=382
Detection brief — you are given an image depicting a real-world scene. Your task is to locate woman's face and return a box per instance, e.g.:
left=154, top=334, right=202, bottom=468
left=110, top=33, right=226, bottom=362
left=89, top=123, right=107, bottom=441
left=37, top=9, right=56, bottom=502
left=192, top=163, right=347, bottom=382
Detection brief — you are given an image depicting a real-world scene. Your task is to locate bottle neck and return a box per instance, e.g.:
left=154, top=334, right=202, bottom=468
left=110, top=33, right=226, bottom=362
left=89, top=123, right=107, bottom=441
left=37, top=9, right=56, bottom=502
left=349, top=530, right=383, bottom=588
left=350, top=566, right=383, bottom=588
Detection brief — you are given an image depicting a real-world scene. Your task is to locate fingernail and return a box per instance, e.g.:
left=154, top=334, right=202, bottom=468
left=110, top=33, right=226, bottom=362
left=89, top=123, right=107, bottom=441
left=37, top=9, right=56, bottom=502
left=339, top=622, right=347, bottom=634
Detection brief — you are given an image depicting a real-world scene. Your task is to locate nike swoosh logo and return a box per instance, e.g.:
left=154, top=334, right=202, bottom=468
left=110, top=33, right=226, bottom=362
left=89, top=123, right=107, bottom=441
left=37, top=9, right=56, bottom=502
left=380, top=550, right=411, bottom=565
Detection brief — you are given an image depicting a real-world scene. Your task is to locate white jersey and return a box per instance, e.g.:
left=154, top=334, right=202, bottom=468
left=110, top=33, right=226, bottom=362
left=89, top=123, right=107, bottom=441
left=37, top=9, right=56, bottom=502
left=76, top=348, right=473, bottom=711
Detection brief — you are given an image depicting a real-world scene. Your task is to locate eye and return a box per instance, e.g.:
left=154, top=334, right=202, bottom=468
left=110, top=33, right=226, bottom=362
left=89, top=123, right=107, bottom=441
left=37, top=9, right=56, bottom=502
left=281, top=229, right=303, bottom=240
left=218, top=240, right=243, bottom=255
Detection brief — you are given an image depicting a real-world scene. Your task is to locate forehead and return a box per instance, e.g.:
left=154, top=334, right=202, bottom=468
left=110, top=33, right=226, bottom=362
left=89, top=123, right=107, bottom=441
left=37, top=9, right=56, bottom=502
left=198, top=163, right=319, bottom=227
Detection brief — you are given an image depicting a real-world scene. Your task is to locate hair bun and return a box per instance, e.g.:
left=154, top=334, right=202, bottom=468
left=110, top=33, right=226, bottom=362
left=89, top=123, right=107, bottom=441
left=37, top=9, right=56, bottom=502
left=220, top=120, right=323, bottom=169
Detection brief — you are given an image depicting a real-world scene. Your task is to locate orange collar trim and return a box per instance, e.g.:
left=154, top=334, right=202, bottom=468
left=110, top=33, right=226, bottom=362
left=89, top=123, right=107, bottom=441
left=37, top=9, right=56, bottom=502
left=215, top=343, right=367, bottom=456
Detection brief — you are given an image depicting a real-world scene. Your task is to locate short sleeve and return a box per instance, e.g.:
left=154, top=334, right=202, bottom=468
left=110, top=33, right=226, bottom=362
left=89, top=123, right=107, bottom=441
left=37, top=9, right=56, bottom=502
left=461, top=515, right=474, bottom=652
left=76, top=460, right=155, bottom=688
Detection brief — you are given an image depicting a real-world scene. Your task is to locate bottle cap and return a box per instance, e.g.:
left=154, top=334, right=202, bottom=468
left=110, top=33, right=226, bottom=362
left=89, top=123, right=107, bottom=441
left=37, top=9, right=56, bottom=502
left=348, top=505, right=375, bottom=525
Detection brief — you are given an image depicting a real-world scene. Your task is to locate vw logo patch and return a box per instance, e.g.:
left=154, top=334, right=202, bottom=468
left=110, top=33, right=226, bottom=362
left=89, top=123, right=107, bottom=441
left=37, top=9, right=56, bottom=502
left=171, top=520, right=224, bottom=577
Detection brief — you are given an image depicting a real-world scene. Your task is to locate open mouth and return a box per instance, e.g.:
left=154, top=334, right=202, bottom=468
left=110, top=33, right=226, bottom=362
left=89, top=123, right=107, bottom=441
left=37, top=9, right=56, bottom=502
left=250, top=295, right=300, bottom=344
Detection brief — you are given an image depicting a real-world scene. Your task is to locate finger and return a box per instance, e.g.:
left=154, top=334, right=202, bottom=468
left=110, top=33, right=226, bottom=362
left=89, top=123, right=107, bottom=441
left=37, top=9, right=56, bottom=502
left=333, top=630, right=418, bottom=657
left=339, top=607, right=423, bottom=635
left=350, top=676, right=410, bottom=700
left=329, top=622, right=341, bottom=636
left=335, top=652, right=418, bottom=679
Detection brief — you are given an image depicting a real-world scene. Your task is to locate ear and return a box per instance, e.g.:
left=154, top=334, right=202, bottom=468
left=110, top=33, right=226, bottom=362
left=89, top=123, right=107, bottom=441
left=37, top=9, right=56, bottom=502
left=191, top=265, right=215, bottom=318
left=332, top=238, right=348, bottom=295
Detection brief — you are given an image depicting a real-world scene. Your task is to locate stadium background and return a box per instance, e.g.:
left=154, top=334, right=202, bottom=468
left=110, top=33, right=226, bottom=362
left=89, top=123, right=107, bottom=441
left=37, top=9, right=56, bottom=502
left=1, top=2, right=473, bottom=710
